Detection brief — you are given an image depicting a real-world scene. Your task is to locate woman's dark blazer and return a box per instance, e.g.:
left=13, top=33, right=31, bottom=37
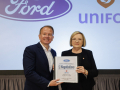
left=61, top=48, right=98, bottom=90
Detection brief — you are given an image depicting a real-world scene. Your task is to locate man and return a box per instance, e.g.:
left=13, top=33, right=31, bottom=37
left=23, top=25, right=62, bottom=90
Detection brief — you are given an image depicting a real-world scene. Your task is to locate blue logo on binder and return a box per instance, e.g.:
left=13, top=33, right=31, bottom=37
left=63, top=59, right=70, bottom=62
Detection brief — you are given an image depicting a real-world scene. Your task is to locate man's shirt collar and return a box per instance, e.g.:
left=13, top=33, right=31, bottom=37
left=40, top=42, right=51, bottom=51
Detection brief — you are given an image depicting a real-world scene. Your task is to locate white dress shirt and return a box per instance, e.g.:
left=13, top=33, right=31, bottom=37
left=40, top=42, right=54, bottom=72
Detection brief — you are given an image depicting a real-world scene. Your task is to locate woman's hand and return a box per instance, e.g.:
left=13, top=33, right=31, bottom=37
left=76, top=66, right=88, bottom=75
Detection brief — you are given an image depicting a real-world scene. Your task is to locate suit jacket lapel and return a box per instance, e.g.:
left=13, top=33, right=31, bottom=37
left=36, top=42, right=50, bottom=72
left=81, top=48, right=87, bottom=62
left=51, top=49, right=55, bottom=58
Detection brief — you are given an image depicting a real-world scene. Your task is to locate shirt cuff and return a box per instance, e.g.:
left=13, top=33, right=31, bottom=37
left=84, top=74, right=87, bottom=78
left=47, top=82, right=50, bottom=87
left=84, top=69, right=88, bottom=79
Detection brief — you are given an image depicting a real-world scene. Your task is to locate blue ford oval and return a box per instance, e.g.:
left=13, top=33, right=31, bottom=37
left=63, top=59, right=70, bottom=62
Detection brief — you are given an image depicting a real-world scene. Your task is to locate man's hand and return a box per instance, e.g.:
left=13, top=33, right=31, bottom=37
left=49, top=79, right=63, bottom=86
left=52, top=64, right=54, bottom=70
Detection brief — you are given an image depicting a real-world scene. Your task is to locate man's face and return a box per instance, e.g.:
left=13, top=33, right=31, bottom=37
left=39, top=27, right=54, bottom=46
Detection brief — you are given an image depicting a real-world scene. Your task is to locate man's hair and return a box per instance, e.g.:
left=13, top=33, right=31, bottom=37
left=39, top=25, right=54, bottom=35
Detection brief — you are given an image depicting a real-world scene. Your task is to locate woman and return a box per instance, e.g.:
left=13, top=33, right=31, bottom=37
left=61, top=31, right=98, bottom=90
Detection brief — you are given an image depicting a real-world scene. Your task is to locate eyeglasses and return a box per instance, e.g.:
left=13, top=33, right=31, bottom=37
left=72, top=38, right=83, bottom=41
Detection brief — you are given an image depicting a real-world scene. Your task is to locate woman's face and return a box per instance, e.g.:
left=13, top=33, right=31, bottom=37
left=72, top=34, right=83, bottom=48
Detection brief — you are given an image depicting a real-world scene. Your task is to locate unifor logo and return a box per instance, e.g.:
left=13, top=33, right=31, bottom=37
left=0, top=0, right=72, bottom=21
left=97, top=0, right=115, bottom=8
left=63, top=59, right=70, bottom=62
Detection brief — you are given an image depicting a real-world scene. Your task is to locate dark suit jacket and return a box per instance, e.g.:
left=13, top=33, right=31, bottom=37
left=23, top=42, right=57, bottom=90
left=61, top=48, right=98, bottom=90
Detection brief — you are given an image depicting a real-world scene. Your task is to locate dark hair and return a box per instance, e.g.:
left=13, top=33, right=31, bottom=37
left=39, top=25, right=54, bottom=35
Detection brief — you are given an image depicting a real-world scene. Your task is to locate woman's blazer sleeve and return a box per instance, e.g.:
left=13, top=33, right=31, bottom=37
left=87, top=50, right=98, bottom=78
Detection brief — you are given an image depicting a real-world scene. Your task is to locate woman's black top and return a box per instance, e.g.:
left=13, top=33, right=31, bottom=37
left=61, top=49, right=98, bottom=90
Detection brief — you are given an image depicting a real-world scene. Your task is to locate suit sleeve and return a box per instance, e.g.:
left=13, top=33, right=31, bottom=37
left=87, top=51, right=98, bottom=78
left=23, top=46, right=49, bottom=90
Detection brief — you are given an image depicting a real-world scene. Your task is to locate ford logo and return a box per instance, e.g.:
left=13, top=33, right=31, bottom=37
left=0, top=0, right=72, bottom=21
left=63, top=59, right=70, bottom=62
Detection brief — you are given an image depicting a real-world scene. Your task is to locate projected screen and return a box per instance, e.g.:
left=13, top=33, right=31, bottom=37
left=0, top=0, right=120, bottom=70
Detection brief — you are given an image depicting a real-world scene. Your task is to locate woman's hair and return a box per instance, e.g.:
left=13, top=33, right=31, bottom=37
left=70, top=31, right=86, bottom=47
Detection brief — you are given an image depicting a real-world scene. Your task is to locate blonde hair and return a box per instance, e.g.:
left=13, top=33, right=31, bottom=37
left=70, top=31, right=86, bottom=47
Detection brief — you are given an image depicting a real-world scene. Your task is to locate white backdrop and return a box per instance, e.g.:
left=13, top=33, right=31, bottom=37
left=0, top=0, right=120, bottom=70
